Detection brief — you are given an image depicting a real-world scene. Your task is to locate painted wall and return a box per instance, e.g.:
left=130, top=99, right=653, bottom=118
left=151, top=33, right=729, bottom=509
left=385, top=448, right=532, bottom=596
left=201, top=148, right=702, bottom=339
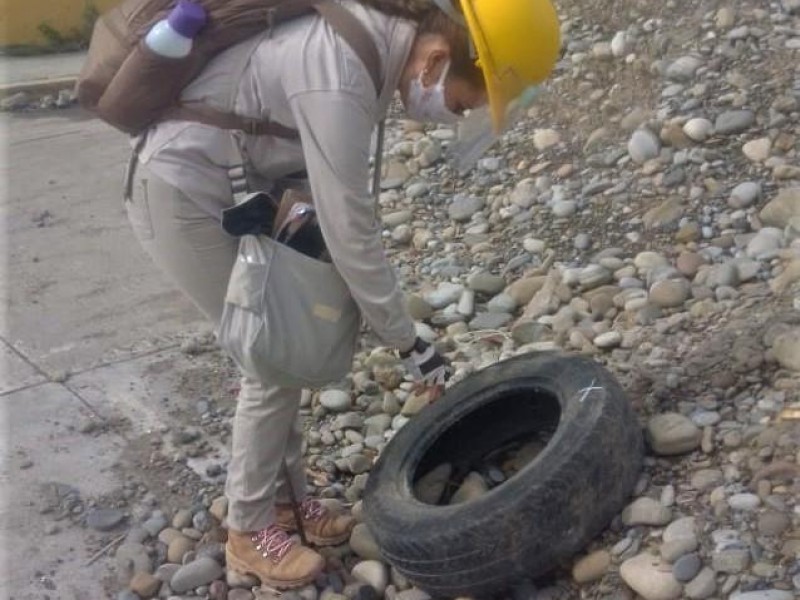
left=0, top=0, right=119, bottom=47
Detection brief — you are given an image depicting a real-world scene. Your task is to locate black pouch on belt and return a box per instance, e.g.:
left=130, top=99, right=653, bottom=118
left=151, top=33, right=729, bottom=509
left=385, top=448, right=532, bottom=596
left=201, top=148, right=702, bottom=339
left=221, top=191, right=279, bottom=237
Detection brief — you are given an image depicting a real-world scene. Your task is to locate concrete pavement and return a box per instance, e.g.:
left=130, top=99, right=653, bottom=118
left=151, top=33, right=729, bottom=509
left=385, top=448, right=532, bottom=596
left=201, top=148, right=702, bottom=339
left=0, top=106, right=215, bottom=598
left=0, top=51, right=86, bottom=98
left=0, top=51, right=86, bottom=87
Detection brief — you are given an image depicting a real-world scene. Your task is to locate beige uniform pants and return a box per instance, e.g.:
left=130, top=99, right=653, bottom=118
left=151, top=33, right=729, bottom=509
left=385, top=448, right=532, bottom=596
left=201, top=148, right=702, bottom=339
left=126, top=166, right=306, bottom=532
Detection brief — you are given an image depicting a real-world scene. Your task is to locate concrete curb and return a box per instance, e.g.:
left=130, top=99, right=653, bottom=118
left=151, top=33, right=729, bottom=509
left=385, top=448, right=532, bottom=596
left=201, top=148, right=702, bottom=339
left=0, top=76, right=78, bottom=98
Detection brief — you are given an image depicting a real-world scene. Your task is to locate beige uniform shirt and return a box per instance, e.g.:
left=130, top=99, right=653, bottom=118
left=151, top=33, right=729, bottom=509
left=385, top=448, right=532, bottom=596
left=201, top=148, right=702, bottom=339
left=138, top=1, right=418, bottom=351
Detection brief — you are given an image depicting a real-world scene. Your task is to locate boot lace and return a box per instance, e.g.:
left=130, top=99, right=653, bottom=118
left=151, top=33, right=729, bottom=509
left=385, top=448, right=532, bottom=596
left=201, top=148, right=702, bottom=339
left=252, top=524, right=294, bottom=563
left=300, top=498, right=326, bottom=522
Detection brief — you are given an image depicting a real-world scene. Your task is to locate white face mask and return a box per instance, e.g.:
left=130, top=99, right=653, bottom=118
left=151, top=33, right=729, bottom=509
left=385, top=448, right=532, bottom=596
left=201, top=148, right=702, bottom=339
left=405, top=60, right=460, bottom=125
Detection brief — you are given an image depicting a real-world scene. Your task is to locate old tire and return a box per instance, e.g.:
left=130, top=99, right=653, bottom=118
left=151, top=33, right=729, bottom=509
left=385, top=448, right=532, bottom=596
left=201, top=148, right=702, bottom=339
left=363, top=352, right=643, bottom=597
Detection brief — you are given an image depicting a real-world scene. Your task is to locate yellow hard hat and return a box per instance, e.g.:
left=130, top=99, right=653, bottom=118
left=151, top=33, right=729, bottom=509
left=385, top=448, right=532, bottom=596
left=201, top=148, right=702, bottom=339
left=458, top=0, right=561, bottom=132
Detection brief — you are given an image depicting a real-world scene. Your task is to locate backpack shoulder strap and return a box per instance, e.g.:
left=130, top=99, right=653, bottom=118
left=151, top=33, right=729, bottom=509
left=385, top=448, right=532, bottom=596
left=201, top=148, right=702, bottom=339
left=312, top=1, right=382, bottom=96
left=165, top=0, right=382, bottom=137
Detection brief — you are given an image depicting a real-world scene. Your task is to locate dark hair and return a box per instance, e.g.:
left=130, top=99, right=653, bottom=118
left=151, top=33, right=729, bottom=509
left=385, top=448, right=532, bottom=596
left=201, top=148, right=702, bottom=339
left=416, top=10, right=485, bottom=88
left=357, top=0, right=485, bottom=88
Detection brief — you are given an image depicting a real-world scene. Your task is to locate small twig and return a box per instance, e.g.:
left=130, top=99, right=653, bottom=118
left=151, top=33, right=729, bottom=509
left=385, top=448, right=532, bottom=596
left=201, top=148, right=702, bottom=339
left=85, top=533, right=126, bottom=566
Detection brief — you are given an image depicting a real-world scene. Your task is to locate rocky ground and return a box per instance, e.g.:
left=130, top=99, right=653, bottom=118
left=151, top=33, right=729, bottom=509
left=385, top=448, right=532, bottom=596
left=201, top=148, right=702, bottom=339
left=18, top=1, right=800, bottom=599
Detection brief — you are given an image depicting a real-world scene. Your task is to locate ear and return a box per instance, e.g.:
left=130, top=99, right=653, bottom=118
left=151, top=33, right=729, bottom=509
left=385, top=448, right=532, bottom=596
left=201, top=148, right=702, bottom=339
left=421, top=47, right=452, bottom=86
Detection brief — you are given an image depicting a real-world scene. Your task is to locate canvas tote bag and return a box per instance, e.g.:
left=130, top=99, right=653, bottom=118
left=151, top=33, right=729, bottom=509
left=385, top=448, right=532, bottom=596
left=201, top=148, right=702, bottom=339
left=218, top=189, right=361, bottom=389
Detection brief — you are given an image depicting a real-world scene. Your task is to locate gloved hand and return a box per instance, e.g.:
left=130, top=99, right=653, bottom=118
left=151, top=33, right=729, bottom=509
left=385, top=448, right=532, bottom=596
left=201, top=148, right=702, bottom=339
left=400, top=337, right=451, bottom=387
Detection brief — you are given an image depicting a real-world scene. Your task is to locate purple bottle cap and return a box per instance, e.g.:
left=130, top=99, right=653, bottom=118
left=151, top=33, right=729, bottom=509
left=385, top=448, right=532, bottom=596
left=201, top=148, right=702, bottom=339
left=167, top=1, right=207, bottom=39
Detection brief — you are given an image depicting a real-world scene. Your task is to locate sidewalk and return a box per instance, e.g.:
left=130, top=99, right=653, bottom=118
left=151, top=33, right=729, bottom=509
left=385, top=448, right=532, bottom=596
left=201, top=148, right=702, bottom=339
left=0, top=51, right=86, bottom=95
left=1, top=106, right=210, bottom=597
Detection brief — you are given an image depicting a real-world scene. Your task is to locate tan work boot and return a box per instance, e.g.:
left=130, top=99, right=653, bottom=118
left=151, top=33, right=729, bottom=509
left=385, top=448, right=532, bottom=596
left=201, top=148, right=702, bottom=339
left=225, top=525, right=324, bottom=589
left=275, top=498, right=355, bottom=546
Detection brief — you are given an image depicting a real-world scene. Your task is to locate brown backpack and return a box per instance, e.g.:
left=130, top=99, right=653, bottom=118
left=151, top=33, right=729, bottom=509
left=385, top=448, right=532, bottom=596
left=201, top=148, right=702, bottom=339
left=77, top=0, right=382, bottom=137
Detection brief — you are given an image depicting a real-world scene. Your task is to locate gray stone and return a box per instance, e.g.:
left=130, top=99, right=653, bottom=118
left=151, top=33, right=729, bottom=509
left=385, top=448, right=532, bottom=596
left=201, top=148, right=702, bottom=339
left=663, top=517, right=697, bottom=543
left=647, top=413, right=701, bottom=455
left=533, top=128, right=561, bottom=151
left=733, top=258, right=759, bottom=282
left=364, top=414, right=392, bottom=437
left=320, top=389, right=352, bottom=412
left=672, top=553, right=702, bottom=582
left=512, top=321, right=550, bottom=345
left=413, top=463, right=451, bottom=504
left=192, top=510, right=212, bottom=533
left=772, top=328, right=800, bottom=371
left=628, top=129, right=661, bottom=164
left=649, top=279, right=690, bottom=308
left=450, top=472, right=488, bottom=504
left=743, top=137, right=772, bottom=162
left=381, top=160, right=410, bottom=189
left=469, top=312, right=513, bottom=330
left=666, top=55, right=703, bottom=81
left=746, top=229, right=783, bottom=259
left=711, top=548, right=750, bottom=573
left=728, top=493, right=760, bottom=511
left=125, top=527, right=149, bottom=545
left=487, top=293, right=517, bottom=314
left=167, top=535, right=194, bottom=563
left=332, top=412, right=364, bottom=431
left=635, top=251, right=669, bottom=271
left=579, top=265, right=613, bottom=289
left=757, top=511, right=791, bottom=536
left=729, top=181, right=761, bottom=209
left=170, top=556, right=224, bottom=593
left=209, top=497, right=228, bottom=523
left=396, top=590, right=431, bottom=600
left=467, top=272, right=506, bottom=295
left=351, top=560, right=389, bottom=595
left=478, top=157, right=501, bottom=171
left=117, top=591, right=140, bottom=600
left=714, top=110, right=755, bottom=135
left=172, top=509, right=193, bottom=530
left=511, top=179, right=537, bottom=208
left=347, top=454, right=372, bottom=475
left=391, top=225, right=413, bottom=244
left=683, top=118, right=713, bottom=142
left=155, top=563, right=181, bottom=582
left=142, top=512, right=169, bottom=537
left=690, top=469, right=724, bottom=491
left=116, top=543, right=153, bottom=583
left=226, top=569, right=259, bottom=589
left=620, top=552, right=682, bottom=600
left=706, top=263, right=740, bottom=289
left=552, top=200, right=577, bottom=218
left=594, top=331, right=623, bottom=349
left=684, top=567, right=716, bottom=599
left=86, top=507, right=126, bottom=531
left=448, top=195, right=484, bottom=222
left=424, top=283, right=464, bottom=309
left=621, top=497, right=672, bottom=526
left=729, top=592, right=794, bottom=600
left=661, top=537, right=699, bottom=562
left=350, top=524, right=382, bottom=560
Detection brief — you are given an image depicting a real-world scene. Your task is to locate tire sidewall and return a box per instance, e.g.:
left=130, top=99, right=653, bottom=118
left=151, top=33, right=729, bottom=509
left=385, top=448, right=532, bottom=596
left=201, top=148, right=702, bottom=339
left=364, top=352, right=643, bottom=594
